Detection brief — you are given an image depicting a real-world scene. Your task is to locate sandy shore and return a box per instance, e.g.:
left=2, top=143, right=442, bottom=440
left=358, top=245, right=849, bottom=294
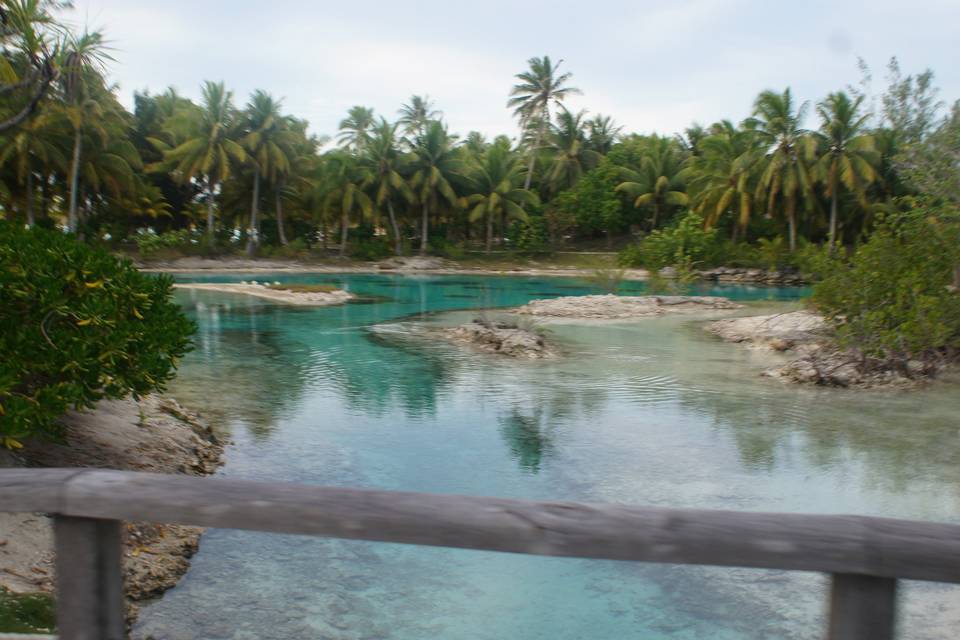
left=173, top=282, right=355, bottom=305
left=0, top=395, right=224, bottom=625
left=139, top=257, right=651, bottom=280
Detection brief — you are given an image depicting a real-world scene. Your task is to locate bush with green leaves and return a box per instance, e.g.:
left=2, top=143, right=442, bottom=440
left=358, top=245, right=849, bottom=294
left=134, top=228, right=199, bottom=257
left=812, top=201, right=960, bottom=362
left=618, top=211, right=717, bottom=269
left=510, top=216, right=550, bottom=252
left=0, top=224, right=195, bottom=446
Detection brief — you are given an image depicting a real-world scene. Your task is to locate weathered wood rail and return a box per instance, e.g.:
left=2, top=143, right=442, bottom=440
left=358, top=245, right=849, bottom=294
left=2, top=469, right=959, bottom=639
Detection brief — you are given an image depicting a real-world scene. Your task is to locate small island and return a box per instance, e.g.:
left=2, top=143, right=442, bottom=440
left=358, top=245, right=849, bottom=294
left=514, top=294, right=741, bottom=320
left=173, top=282, right=355, bottom=306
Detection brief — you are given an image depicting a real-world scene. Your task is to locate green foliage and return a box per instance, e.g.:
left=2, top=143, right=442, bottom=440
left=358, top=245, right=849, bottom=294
left=618, top=211, right=717, bottom=270
left=134, top=228, right=197, bottom=257
left=555, top=161, right=629, bottom=237
left=0, top=224, right=195, bottom=444
left=812, top=202, right=960, bottom=360
left=347, top=226, right=391, bottom=261
left=0, top=588, right=55, bottom=635
left=429, top=238, right=466, bottom=260
left=510, top=215, right=550, bottom=252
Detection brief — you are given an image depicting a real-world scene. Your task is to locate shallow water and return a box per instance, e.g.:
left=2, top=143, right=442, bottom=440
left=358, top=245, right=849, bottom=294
left=134, top=274, right=960, bottom=640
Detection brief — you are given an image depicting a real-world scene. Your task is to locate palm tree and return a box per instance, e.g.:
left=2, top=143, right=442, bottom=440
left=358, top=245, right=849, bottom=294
left=586, top=115, right=622, bottom=154
left=546, top=107, right=601, bottom=193
left=464, top=143, right=538, bottom=252
left=507, top=56, right=580, bottom=190
left=152, top=81, right=246, bottom=244
left=0, top=110, right=67, bottom=225
left=398, top=95, right=441, bottom=137
left=337, top=106, right=375, bottom=150
left=59, top=30, right=112, bottom=232
left=812, top=91, right=878, bottom=252
left=242, top=90, right=292, bottom=256
left=747, top=88, right=815, bottom=252
left=409, top=120, right=459, bottom=255
left=320, top=152, right=373, bottom=257
left=360, top=118, right=414, bottom=256
left=684, top=124, right=757, bottom=241
left=616, top=136, right=688, bottom=229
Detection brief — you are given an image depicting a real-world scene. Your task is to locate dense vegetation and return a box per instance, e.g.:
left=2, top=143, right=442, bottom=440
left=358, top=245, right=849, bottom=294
left=0, top=2, right=958, bottom=373
left=0, top=222, right=194, bottom=445
left=1, top=2, right=956, bottom=267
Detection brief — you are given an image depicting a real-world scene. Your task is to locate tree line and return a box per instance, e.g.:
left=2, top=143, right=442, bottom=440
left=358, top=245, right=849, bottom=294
left=0, top=1, right=957, bottom=262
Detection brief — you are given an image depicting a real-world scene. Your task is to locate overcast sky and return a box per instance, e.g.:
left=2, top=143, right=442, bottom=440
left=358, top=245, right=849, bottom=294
left=68, top=0, right=959, bottom=140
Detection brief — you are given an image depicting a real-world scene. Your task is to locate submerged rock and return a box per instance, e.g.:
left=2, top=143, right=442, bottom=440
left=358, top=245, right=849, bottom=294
left=514, top=294, right=741, bottom=320
left=441, top=320, right=558, bottom=358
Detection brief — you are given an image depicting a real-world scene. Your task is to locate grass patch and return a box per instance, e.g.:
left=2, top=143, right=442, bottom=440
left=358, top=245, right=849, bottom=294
left=265, top=283, right=341, bottom=294
left=0, top=588, right=56, bottom=634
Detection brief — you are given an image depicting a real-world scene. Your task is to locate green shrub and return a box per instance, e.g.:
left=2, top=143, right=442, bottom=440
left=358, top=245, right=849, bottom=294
left=429, top=238, right=465, bottom=259
left=134, top=228, right=198, bottom=257
left=618, top=211, right=717, bottom=270
left=510, top=216, right=550, bottom=253
left=812, top=202, right=960, bottom=361
left=0, top=224, right=195, bottom=446
left=616, top=244, right=645, bottom=268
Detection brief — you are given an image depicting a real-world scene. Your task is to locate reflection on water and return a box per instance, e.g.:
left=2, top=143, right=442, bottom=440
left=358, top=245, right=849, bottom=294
left=134, top=274, right=960, bottom=640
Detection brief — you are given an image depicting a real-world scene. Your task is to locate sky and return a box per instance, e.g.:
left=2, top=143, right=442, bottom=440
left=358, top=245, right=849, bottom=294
left=68, top=0, right=960, bottom=140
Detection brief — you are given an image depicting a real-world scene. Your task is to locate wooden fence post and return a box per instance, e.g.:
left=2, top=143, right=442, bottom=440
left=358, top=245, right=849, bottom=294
left=53, top=516, right=125, bottom=640
left=827, top=573, right=897, bottom=640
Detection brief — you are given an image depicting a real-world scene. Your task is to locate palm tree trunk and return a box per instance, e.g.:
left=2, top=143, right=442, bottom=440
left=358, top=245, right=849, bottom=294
left=67, top=127, right=82, bottom=232
left=522, top=114, right=547, bottom=191
left=205, top=181, right=216, bottom=247
left=485, top=210, right=493, bottom=253
left=339, top=209, right=349, bottom=258
left=651, top=202, right=660, bottom=230
left=275, top=189, right=288, bottom=246
left=387, top=199, right=402, bottom=256
left=731, top=219, right=739, bottom=243
left=419, top=203, right=429, bottom=255
left=786, top=194, right=798, bottom=252
left=25, top=171, right=34, bottom=227
left=828, top=187, right=839, bottom=254
left=246, top=168, right=261, bottom=257
left=40, top=175, right=49, bottom=221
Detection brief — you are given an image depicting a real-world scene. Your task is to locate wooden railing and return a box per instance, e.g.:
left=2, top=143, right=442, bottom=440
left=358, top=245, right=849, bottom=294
left=2, top=469, right=960, bottom=640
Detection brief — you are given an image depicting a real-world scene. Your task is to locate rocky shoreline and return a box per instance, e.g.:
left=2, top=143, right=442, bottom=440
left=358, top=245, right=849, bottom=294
left=697, top=267, right=808, bottom=286
left=514, top=294, right=742, bottom=320
left=439, top=319, right=559, bottom=359
left=0, top=395, right=225, bottom=627
left=706, top=311, right=951, bottom=388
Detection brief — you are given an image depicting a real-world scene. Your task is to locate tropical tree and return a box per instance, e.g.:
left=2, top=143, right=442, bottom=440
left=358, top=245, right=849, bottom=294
left=747, top=88, right=815, bottom=251
left=151, top=81, right=246, bottom=244
left=464, top=143, right=538, bottom=251
left=615, top=136, right=688, bottom=229
left=360, top=118, right=413, bottom=256
left=546, top=107, right=601, bottom=193
left=409, top=120, right=459, bottom=255
left=312, top=151, right=373, bottom=257
left=337, top=105, right=375, bottom=150
left=398, top=95, right=440, bottom=137
left=684, top=123, right=757, bottom=240
left=59, top=30, right=111, bottom=231
left=812, top=91, right=878, bottom=251
left=0, top=0, right=61, bottom=134
left=0, top=109, right=66, bottom=225
left=508, top=55, right=580, bottom=190
left=241, top=90, right=292, bottom=256
left=586, top=114, right=621, bottom=154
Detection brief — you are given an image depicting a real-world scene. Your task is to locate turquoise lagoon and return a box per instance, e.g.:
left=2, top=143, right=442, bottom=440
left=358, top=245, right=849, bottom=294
left=133, top=274, right=960, bottom=640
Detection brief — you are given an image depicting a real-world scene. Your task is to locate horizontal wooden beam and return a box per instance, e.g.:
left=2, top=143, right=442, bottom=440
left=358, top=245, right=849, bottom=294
left=2, top=469, right=960, bottom=584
